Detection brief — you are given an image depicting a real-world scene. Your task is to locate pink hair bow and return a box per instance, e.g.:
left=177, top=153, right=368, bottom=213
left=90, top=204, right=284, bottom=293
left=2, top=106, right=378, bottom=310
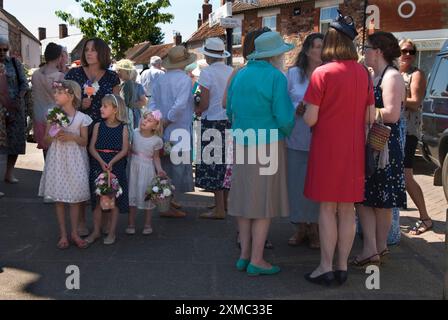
left=152, top=110, right=163, bottom=121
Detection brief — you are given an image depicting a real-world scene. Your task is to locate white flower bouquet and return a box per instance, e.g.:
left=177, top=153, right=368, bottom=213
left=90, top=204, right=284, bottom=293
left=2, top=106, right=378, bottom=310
left=47, top=107, right=70, bottom=137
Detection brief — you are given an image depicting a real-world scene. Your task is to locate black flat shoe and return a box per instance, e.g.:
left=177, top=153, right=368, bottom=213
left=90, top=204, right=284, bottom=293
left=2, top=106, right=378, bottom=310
left=334, top=270, right=348, bottom=285
left=304, top=271, right=335, bottom=286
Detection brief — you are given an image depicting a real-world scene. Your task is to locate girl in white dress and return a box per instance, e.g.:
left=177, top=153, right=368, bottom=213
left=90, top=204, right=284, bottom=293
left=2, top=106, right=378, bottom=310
left=39, top=80, right=92, bottom=249
left=126, top=110, right=165, bottom=235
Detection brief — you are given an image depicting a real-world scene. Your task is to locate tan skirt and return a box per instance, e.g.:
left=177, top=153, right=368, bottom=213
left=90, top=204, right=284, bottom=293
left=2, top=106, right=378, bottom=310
left=228, top=140, right=289, bottom=219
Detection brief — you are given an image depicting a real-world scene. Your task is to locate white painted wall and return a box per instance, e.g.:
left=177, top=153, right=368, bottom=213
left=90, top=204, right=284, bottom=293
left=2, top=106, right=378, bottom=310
left=21, top=34, right=41, bottom=68
left=0, top=18, right=8, bottom=39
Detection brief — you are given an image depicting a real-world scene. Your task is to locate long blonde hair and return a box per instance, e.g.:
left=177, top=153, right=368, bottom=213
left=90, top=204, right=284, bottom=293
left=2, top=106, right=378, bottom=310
left=102, top=94, right=128, bottom=123
left=142, top=110, right=163, bottom=137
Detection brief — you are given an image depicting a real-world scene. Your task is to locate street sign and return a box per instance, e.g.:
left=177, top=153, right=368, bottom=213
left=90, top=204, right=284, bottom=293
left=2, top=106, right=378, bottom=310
left=209, top=2, right=232, bottom=27
left=219, top=18, right=242, bottom=29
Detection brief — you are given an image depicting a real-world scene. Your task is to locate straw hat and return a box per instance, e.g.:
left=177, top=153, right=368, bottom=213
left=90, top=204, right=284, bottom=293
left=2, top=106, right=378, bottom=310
left=162, top=46, right=197, bottom=70
left=247, top=32, right=294, bottom=60
left=115, top=59, right=135, bottom=71
left=198, top=37, right=231, bottom=59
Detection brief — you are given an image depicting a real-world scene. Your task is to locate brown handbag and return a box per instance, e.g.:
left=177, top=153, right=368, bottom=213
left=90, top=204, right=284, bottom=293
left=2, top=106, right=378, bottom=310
left=100, top=171, right=116, bottom=211
left=368, top=109, right=391, bottom=152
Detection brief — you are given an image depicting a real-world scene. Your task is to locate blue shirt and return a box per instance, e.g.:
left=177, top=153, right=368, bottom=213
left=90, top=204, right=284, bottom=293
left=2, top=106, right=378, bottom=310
left=226, top=60, right=294, bottom=145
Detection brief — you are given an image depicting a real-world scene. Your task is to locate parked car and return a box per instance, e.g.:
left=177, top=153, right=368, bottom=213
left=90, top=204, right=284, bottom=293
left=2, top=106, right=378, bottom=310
left=421, top=40, right=448, bottom=200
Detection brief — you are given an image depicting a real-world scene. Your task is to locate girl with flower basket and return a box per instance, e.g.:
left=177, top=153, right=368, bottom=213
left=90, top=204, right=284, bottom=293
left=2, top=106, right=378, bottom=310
left=127, top=110, right=166, bottom=235
left=38, top=80, right=93, bottom=249
left=86, top=94, right=129, bottom=246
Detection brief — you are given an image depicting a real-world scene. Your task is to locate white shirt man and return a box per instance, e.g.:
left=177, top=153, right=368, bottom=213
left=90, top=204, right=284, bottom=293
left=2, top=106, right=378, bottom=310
left=140, top=56, right=165, bottom=97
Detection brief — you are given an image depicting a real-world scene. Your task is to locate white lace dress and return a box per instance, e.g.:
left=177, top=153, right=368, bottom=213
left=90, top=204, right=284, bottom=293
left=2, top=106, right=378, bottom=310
left=128, top=130, right=163, bottom=210
left=38, top=112, right=92, bottom=203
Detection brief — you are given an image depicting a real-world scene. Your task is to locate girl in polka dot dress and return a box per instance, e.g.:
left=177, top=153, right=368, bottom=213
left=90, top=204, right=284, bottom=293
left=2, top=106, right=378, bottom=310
left=86, top=94, right=129, bottom=246
left=39, top=80, right=93, bottom=250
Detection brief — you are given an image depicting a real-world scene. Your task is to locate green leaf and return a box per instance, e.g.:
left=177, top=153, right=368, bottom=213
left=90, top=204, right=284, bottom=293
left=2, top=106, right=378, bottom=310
left=55, top=0, right=173, bottom=58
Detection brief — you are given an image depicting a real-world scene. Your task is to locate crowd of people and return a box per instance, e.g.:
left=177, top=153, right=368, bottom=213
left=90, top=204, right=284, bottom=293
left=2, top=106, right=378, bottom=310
left=0, top=10, right=433, bottom=286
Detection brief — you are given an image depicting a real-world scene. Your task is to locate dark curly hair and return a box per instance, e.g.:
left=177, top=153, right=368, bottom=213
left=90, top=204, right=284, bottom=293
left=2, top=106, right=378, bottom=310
left=368, top=31, right=401, bottom=65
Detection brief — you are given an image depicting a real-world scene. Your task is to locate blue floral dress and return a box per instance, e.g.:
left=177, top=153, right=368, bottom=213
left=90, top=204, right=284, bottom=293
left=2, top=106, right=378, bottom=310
left=90, top=121, right=129, bottom=213
left=65, top=67, right=120, bottom=123
left=363, top=66, right=406, bottom=209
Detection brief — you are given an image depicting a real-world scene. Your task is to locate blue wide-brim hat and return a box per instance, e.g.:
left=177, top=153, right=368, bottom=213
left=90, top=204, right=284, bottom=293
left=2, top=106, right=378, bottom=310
left=247, top=32, right=294, bottom=60
left=329, top=10, right=358, bottom=41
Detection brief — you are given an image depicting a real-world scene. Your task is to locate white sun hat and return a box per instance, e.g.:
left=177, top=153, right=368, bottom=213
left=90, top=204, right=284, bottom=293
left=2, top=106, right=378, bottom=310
left=198, top=37, right=231, bottom=59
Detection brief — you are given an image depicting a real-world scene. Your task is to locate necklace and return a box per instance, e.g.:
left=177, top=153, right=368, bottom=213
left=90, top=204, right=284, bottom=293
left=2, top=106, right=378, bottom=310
left=66, top=111, right=77, bottom=127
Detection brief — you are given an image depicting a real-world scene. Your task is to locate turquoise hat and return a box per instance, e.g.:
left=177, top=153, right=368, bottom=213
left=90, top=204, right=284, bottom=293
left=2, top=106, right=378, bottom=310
left=247, top=31, right=294, bottom=60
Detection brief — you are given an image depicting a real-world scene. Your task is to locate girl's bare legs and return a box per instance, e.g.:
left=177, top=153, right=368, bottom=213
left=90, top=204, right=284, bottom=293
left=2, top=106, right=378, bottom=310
left=77, top=202, right=88, bottom=236
left=128, top=206, right=137, bottom=228
left=106, top=207, right=119, bottom=241
left=86, top=204, right=102, bottom=243
left=144, top=209, right=153, bottom=228
left=55, top=202, right=68, bottom=247
left=357, top=205, right=379, bottom=260
left=375, top=208, right=393, bottom=254
left=69, top=203, right=87, bottom=247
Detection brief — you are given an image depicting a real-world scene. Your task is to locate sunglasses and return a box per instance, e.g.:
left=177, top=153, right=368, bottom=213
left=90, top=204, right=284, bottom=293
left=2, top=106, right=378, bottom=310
left=401, top=49, right=416, bottom=56
left=0, top=48, right=9, bottom=52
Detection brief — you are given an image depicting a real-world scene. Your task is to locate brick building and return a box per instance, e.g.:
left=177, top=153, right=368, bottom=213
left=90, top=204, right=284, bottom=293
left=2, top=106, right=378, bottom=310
left=0, top=0, right=41, bottom=68
left=187, top=0, right=448, bottom=74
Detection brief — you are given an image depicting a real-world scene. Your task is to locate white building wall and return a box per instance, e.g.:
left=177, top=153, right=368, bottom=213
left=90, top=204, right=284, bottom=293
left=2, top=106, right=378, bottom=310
left=0, top=19, right=8, bottom=39
left=21, top=34, right=41, bottom=68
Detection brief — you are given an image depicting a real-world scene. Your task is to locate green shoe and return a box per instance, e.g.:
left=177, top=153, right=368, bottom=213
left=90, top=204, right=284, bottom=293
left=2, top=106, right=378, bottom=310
left=247, top=263, right=281, bottom=276
left=236, top=259, right=250, bottom=271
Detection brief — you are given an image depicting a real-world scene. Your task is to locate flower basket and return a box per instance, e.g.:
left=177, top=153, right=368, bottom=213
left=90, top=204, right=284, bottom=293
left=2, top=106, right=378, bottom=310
left=100, top=193, right=116, bottom=211
left=95, top=171, right=123, bottom=211
left=145, top=176, right=175, bottom=212
left=156, top=196, right=172, bottom=213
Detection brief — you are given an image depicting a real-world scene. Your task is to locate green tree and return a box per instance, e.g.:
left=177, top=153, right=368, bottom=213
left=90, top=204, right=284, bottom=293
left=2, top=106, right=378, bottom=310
left=56, top=0, right=173, bottom=59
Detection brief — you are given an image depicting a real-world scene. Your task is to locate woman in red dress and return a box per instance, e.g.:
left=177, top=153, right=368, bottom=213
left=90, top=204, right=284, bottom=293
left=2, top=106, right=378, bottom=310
left=302, top=11, right=375, bottom=286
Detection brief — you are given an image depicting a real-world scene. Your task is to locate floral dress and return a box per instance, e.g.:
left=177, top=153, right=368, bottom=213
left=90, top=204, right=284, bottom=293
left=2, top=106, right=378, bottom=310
left=363, top=66, right=406, bottom=209
left=39, top=112, right=92, bottom=203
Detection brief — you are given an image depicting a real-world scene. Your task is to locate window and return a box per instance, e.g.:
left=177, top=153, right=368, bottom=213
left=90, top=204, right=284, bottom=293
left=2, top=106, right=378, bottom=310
left=429, top=56, right=448, bottom=97
left=233, top=26, right=242, bottom=46
left=418, top=50, right=439, bottom=78
left=26, top=44, right=30, bottom=60
left=319, top=6, right=339, bottom=34
left=262, top=15, right=277, bottom=32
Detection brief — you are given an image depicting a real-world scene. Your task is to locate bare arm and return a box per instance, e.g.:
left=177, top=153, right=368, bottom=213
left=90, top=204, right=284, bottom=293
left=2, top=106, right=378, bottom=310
left=195, top=85, right=210, bottom=116
left=379, top=72, right=405, bottom=123
left=108, top=127, right=129, bottom=169
left=366, top=104, right=376, bottom=124
left=134, top=95, right=147, bottom=108
left=89, top=123, right=107, bottom=170
left=153, top=150, right=166, bottom=176
left=405, top=70, right=426, bottom=111
left=222, top=68, right=239, bottom=109
left=303, top=104, right=319, bottom=127
left=112, top=85, right=121, bottom=95
left=55, top=126, right=89, bottom=147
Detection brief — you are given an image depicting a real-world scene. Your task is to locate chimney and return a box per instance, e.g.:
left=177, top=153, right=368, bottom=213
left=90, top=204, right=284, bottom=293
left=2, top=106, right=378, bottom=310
left=59, top=24, right=68, bottom=39
left=221, top=0, right=234, bottom=5
left=0, top=0, right=3, bottom=9
left=202, top=0, right=212, bottom=24
left=197, top=14, right=202, bottom=29
left=38, top=27, right=46, bottom=41
left=173, top=32, right=182, bottom=46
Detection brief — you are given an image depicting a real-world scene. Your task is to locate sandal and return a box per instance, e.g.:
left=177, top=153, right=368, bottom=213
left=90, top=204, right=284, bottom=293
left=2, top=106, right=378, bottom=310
left=72, top=237, right=88, bottom=249
left=57, top=237, right=70, bottom=250
left=379, top=248, right=390, bottom=262
left=409, top=219, right=433, bottom=235
left=349, top=254, right=381, bottom=268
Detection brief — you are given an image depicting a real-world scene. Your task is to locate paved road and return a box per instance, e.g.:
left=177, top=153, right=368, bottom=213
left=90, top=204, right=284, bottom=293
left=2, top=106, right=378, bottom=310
left=0, top=143, right=446, bottom=300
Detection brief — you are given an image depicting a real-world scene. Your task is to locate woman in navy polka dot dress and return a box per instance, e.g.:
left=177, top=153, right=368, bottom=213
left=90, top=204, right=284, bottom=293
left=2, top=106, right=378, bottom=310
left=86, top=94, right=129, bottom=246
